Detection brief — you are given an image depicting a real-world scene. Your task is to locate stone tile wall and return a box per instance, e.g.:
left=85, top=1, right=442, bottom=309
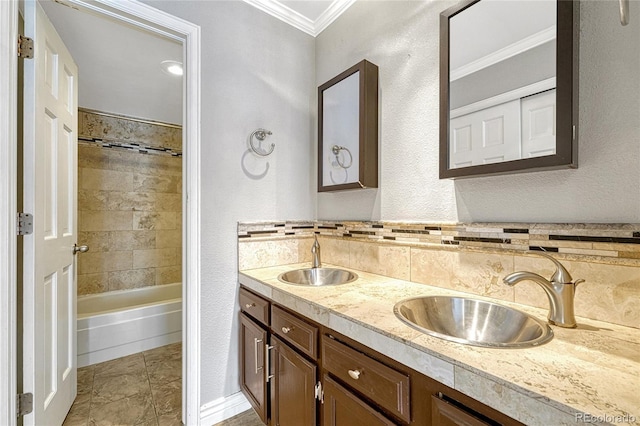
left=238, top=221, right=640, bottom=329
left=77, top=109, right=182, bottom=295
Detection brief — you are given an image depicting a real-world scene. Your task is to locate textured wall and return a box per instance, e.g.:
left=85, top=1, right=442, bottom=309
left=77, top=110, right=182, bottom=295
left=143, top=0, right=316, bottom=405
left=316, top=0, right=640, bottom=223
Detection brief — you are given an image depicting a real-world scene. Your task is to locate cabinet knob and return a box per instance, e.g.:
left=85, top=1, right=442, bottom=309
left=245, top=303, right=255, bottom=309
left=348, top=369, right=361, bottom=380
left=281, top=326, right=292, bottom=334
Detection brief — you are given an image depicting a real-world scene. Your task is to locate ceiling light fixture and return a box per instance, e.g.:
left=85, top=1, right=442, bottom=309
left=161, top=60, right=183, bottom=76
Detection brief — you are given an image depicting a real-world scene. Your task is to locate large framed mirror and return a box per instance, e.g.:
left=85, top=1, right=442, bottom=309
left=318, top=60, right=379, bottom=192
left=440, top=0, right=579, bottom=179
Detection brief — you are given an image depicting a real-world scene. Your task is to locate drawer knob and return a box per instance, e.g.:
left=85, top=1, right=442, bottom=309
left=281, top=326, right=292, bottom=334
left=348, top=369, right=361, bottom=380
left=245, top=303, right=256, bottom=308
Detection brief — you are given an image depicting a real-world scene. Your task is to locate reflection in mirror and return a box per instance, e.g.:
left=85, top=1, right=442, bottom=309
left=318, top=60, right=379, bottom=192
left=322, top=72, right=360, bottom=186
left=440, top=0, right=579, bottom=179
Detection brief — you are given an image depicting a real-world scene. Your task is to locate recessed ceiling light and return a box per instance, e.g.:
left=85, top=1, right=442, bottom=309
left=161, top=60, right=183, bottom=76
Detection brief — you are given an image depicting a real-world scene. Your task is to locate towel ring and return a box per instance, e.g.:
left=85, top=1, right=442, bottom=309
left=331, top=145, right=353, bottom=169
left=620, top=0, right=629, bottom=25
left=250, top=128, right=274, bottom=156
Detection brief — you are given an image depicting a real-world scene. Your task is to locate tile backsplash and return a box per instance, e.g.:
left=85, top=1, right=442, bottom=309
left=238, top=221, right=640, bottom=329
left=77, top=109, right=182, bottom=296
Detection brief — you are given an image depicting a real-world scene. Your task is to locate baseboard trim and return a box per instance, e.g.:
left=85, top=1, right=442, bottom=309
left=200, top=392, right=252, bottom=425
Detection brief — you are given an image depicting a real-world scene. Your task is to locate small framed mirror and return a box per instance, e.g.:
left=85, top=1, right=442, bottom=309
left=318, top=60, right=379, bottom=192
left=440, top=0, right=579, bottom=179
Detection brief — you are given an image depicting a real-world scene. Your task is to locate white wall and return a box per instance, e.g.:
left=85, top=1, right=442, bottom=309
left=316, top=0, right=640, bottom=223
left=144, top=0, right=316, bottom=405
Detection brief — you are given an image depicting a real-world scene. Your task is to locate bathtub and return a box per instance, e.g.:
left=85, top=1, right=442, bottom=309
left=77, top=283, right=182, bottom=367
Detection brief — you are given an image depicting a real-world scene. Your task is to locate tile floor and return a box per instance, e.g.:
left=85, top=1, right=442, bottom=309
left=212, top=410, right=263, bottom=426
left=63, top=343, right=182, bottom=426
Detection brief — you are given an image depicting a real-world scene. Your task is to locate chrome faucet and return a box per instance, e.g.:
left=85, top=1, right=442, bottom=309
left=311, top=234, right=321, bottom=268
left=503, top=251, right=584, bottom=328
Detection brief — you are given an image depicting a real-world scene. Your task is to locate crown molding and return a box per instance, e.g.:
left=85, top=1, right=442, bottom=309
left=243, top=0, right=355, bottom=37
left=315, top=0, right=357, bottom=35
left=451, top=26, right=556, bottom=81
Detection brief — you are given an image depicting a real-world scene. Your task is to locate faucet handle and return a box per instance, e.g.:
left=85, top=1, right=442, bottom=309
left=527, top=250, right=574, bottom=284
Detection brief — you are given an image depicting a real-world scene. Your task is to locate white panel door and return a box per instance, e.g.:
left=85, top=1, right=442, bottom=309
left=23, top=1, right=78, bottom=425
left=449, top=99, right=521, bottom=168
left=521, top=89, right=556, bottom=158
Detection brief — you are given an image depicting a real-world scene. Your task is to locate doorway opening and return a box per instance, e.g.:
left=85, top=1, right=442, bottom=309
left=12, top=0, right=201, bottom=424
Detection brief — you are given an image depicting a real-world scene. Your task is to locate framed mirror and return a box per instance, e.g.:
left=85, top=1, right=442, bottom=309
left=318, top=60, right=378, bottom=192
left=440, top=0, right=579, bottom=179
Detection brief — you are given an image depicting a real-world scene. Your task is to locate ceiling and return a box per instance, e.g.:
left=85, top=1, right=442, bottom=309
left=40, top=0, right=183, bottom=124
left=37, top=0, right=353, bottom=124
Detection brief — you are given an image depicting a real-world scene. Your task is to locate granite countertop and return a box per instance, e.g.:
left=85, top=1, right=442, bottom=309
left=239, top=263, right=640, bottom=426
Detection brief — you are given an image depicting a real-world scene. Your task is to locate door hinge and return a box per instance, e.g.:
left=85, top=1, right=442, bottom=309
left=17, top=212, right=33, bottom=235
left=17, top=35, right=34, bottom=59
left=314, top=381, right=323, bottom=404
left=17, top=393, right=33, bottom=417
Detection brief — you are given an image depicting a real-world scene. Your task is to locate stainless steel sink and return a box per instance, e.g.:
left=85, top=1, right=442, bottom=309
left=393, top=296, right=553, bottom=348
left=278, top=267, right=357, bottom=286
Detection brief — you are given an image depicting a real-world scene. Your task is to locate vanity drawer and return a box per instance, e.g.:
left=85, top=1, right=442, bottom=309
left=271, top=305, right=318, bottom=359
left=321, top=335, right=410, bottom=423
left=239, top=287, right=270, bottom=327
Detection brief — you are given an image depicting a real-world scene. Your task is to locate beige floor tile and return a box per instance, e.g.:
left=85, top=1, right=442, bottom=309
left=62, top=397, right=90, bottom=426
left=151, top=379, right=181, bottom=417
left=66, top=344, right=183, bottom=426
left=157, top=413, right=183, bottom=426
left=92, top=370, right=152, bottom=405
left=144, top=343, right=181, bottom=365
left=94, top=353, right=146, bottom=377
left=213, top=410, right=263, bottom=426
left=89, top=392, right=157, bottom=426
left=77, top=365, right=96, bottom=396
left=146, top=358, right=181, bottom=386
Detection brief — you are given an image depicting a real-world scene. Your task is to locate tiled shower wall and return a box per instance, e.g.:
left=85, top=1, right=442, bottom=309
left=77, top=109, right=182, bottom=296
left=238, top=221, right=640, bottom=329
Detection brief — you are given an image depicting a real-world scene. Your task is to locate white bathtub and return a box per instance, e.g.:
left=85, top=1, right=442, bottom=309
left=77, top=283, right=182, bottom=367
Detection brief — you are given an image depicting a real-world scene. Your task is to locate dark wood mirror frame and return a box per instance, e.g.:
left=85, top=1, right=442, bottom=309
left=318, top=60, right=379, bottom=192
left=439, top=0, right=579, bottom=179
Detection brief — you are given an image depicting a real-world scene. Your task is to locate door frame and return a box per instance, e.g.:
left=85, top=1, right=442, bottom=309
left=0, top=1, right=202, bottom=424
left=1, top=0, right=19, bottom=423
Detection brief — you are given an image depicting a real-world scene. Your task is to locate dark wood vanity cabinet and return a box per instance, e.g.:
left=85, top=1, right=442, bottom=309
left=431, top=394, right=494, bottom=426
left=240, top=312, right=268, bottom=423
left=270, top=336, right=317, bottom=426
left=320, top=332, right=523, bottom=426
left=321, top=335, right=410, bottom=424
left=239, top=287, right=320, bottom=426
left=322, top=374, right=396, bottom=426
left=239, top=286, right=523, bottom=426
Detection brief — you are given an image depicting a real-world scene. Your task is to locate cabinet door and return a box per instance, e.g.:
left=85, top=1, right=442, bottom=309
left=431, top=394, right=492, bottom=426
left=322, top=375, right=396, bottom=426
left=240, top=313, right=268, bottom=424
left=271, top=336, right=316, bottom=426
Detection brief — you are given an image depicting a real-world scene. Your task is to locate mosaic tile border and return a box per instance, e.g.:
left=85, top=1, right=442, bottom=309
left=238, top=221, right=640, bottom=263
left=78, top=137, right=182, bottom=157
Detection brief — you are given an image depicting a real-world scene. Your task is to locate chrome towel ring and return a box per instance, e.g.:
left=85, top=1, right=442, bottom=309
left=249, top=128, right=274, bottom=156
left=620, top=0, right=629, bottom=25
left=331, top=145, right=353, bottom=169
